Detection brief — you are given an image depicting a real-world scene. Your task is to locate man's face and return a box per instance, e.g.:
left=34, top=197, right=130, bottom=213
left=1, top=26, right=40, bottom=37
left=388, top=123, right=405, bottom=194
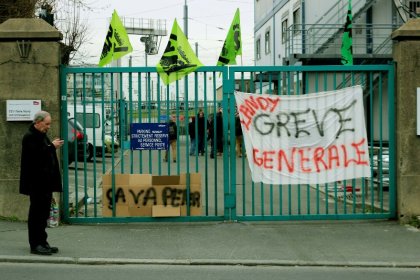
left=35, top=116, right=52, bottom=134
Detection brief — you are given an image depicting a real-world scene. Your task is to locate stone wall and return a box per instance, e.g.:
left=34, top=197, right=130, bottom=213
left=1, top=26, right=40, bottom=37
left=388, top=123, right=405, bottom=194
left=0, top=18, right=62, bottom=220
left=392, top=19, right=420, bottom=222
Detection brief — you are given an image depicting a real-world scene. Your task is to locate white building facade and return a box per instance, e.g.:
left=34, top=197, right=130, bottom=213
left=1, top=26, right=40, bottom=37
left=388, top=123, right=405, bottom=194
left=254, top=0, right=416, bottom=66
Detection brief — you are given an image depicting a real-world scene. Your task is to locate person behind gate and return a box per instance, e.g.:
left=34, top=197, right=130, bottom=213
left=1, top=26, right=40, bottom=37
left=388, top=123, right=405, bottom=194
left=215, top=107, right=223, bottom=156
left=235, top=110, right=244, bottom=157
left=207, top=113, right=215, bottom=158
left=165, top=115, right=177, bottom=163
left=197, top=109, right=206, bottom=156
left=19, top=111, right=63, bottom=256
left=188, top=116, right=196, bottom=156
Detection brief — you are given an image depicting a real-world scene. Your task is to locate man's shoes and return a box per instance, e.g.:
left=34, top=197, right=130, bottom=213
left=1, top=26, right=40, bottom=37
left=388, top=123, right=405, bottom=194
left=45, top=243, right=59, bottom=253
left=31, top=245, right=52, bottom=255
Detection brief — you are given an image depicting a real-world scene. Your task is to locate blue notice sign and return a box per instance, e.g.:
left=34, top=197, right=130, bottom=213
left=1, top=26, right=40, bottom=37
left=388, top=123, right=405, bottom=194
left=130, top=123, right=168, bottom=150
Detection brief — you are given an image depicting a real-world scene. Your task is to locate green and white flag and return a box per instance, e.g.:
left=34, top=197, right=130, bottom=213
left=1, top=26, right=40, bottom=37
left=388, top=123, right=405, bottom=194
left=341, top=0, right=353, bottom=65
left=156, top=19, right=203, bottom=85
left=217, top=8, right=242, bottom=66
left=99, top=10, right=133, bottom=67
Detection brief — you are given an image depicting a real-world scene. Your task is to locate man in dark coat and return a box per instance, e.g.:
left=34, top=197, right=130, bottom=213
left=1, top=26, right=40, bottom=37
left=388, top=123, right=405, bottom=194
left=197, top=110, right=206, bottom=155
left=188, top=116, right=196, bottom=156
left=235, top=112, right=244, bottom=157
left=164, top=115, right=177, bottom=162
left=207, top=114, right=215, bottom=158
left=20, top=111, right=63, bottom=255
left=215, top=108, right=223, bottom=156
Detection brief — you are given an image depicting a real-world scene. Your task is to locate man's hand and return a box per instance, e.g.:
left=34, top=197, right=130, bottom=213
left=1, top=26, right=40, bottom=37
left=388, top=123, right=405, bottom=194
left=52, top=138, right=64, bottom=149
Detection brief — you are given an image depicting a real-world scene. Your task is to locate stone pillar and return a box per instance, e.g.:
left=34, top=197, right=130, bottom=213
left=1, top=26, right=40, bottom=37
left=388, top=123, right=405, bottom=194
left=392, top=19, right=420, bottom=223
left=0, top=19, right=62, bottom=220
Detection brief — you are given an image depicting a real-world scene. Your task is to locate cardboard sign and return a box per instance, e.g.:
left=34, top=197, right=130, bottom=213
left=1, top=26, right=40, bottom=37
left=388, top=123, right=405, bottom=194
left=234, top=86, right=371, bottom=185
left=102, top=173, right=201, bottom=217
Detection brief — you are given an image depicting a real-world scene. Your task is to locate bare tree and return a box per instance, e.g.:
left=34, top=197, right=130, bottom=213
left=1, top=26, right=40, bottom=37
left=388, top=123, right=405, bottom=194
left=1, top=0, right=92, bottom=64
left=0, top=0, right=37, bottom=23
left=37, top=0, right=91, bottom=64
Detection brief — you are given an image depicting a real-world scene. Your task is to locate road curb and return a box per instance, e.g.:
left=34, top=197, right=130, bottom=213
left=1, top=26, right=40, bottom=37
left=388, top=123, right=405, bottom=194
left=1, top=255, right=419, bottom=268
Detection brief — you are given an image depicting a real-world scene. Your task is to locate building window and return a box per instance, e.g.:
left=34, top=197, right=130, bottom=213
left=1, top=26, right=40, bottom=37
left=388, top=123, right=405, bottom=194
left=265, top=29, right=271, bottom=54
left=256, top=37, right=261, bottom=60
left=282, top=19, right=288, bottom=44
left=293, top=8, right=301, bottom=35
left=409, top=1, right=420, bottom=18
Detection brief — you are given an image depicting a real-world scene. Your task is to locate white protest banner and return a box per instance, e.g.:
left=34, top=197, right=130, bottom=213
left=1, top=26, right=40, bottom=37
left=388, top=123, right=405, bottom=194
left=234, top=86, right=371, bottom=185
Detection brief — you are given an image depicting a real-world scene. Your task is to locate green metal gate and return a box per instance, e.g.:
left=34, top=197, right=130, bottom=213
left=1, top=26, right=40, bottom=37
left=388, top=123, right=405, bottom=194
left=227, top=65, right=396, bottom=221
left=60, top=64, right=395, bottom=223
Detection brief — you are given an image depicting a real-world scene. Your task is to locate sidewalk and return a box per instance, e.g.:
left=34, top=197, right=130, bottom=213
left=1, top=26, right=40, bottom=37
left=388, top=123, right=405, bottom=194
left=1, top=219, right=420, bottom=267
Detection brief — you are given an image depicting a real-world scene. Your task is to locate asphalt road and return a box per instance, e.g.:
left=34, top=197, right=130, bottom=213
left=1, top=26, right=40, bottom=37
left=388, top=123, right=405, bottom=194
left=1, top=263, right=419, bottom=280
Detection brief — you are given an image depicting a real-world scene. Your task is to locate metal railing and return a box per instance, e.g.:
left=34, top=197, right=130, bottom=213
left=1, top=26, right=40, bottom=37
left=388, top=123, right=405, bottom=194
left=311, top=0, right=374, bottom=27
left=286, top=23, right=398, bottom=58
left=60, top=64, right=396, bottom=223
left=120, top=17, right=167, bottom=36
left=307, top=0, right=376, bottom=47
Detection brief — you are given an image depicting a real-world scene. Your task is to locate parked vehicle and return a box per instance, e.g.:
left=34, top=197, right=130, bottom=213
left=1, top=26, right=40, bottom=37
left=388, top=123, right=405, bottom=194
left=67, top=117, right=88, bottom=164
left=140, top=102, right=157, bottom=110
left=68, top=104, right=119, bottom=161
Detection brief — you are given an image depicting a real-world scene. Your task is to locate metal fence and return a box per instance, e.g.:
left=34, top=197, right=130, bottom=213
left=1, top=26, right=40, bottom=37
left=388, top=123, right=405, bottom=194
left=60, top=64, right=395, bottom=223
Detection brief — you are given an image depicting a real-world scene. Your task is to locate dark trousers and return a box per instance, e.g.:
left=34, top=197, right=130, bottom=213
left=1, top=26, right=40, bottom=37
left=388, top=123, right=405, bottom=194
left=216, top=137, right=223, bottom=154
left=197, top=136, right=205, bottom=154
left=28, top=192, right=52, bottom=249
left=209, top=137, right=215, bottom=156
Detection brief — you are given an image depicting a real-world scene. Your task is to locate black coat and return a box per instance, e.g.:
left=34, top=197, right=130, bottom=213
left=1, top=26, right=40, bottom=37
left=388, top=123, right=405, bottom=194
left=235, top=115, right=243, bottom=136
left=188, top=120, right=195, bottom=139
left=207, top=117, right=214, bottom=140
left=19, top=124, right=62, bottom=195
left=197, top=115, right=205, bottom=140
left=215, top=112, right=223, bottom=137
left=215, top=112, right=223, bottom=151
left=168, top=120, right=177, bottom=141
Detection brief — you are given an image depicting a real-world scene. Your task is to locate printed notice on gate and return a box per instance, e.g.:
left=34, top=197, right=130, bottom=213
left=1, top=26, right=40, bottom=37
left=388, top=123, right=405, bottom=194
left=130, top=123, right=169, bottom=150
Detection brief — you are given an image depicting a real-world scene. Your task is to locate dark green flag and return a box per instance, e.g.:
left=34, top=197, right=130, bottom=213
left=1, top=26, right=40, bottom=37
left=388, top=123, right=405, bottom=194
left=341, top=0, right=353, bottom=65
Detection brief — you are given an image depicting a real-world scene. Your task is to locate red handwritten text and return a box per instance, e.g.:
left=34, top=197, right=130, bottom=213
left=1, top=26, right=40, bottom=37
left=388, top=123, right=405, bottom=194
left=252, top=138, right=369, bottom=173
left=238, top=95, right=281, bottom=130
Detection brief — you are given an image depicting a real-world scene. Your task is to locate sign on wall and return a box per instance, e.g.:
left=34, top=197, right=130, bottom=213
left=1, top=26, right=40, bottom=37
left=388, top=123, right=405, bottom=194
left=6, top=100, right=41, bottom=121
left=234, top=86, right=371, bottom=185
left=130, top=123, right=168, bottom=150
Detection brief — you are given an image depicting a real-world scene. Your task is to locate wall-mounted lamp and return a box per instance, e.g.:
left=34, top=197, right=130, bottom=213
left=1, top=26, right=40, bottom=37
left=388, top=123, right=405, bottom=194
left=16, top=40, right=32, bottom=59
